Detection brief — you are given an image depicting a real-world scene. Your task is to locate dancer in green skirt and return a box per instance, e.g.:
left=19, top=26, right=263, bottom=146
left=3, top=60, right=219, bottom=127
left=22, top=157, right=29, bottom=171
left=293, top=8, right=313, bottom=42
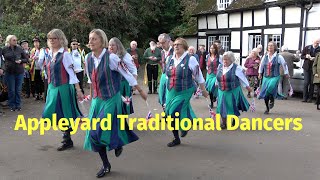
left=83, top=29, right=147, bottom=178
left=258, top=41, right=289, bottom=114
left=42, top=29, right=84, bottom=151
left=158, top=33, right=174, bottom=110
left=108, top=37, right=137, bottom=115
left=216, top=51, right=252, bottom=129
left=165, top=38, right=209, bottom=147
left=206, top=43, right=222, bottom=108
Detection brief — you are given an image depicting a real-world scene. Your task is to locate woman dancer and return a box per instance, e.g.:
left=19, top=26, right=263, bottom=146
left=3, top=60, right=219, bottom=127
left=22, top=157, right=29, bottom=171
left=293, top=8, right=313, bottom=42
left=83, top=29, right=147, bottom=178
left=42, top=29, right=83, bottom=151
left=165, top=38, right=208, bottom=147
left=108, top=37, right=137, bottom=115
left=258, top=41, right=289, bottom=114
left=216, top=51, right=252, bottom=129
left=205, top=43, right=222, bottom=108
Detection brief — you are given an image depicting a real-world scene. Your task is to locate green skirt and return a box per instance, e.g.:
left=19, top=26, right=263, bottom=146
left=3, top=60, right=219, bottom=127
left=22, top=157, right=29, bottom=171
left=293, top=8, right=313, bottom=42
left=165, top=87, right=196, bottom=129
left=83, top=92, right=139, bottom=152
left=216, top=86, right=250, bottom=119
left=258, top=76, right=283, bottom=99
left=158, top=73, right=167, bottom=106
left=42, top=83, right=82, bottom=125
left=120, top=79, right=134, bottom=115
left=205, top=73, right=218, bottom=96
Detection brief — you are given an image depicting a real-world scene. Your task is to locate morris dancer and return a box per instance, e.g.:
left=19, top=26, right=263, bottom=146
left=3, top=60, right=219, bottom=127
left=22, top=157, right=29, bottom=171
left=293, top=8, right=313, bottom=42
left=42, top=29, right=83, bottom=151
left=206, top=43, right=222, bottom=108
left=108, top=37, right=137, bottom=115
left=165, top=38, right=208, bottom=147
left=258, top=41, right=289, bottom=114
left=158, top=33, right=173, bottom=110
left=216, top=51, right=252, bottom=129
left=83, top=29, right=147, bottom=178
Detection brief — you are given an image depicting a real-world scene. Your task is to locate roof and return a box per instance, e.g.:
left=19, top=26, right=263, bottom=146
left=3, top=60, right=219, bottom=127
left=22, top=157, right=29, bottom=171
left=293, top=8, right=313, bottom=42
left=193, top=0, right=320, bottom=16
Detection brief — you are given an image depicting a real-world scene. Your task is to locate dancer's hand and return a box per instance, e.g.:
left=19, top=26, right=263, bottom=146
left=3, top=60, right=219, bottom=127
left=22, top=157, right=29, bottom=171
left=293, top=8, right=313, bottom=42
left=315, top=74, right=319, bottom=77
left=77, top=90, right=84, bottom=101
left=258, top=74, right=262, bottom=79
left=246, top=86, right=252, bottom=92
left=285, top=74, right=290, bottom=79
left=139, top=90, right=147, bottom=101
left=202, top=90, right=209, bottom=98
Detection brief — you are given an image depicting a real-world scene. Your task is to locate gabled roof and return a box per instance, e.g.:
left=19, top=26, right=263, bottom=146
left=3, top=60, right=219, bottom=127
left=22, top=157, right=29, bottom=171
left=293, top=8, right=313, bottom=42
left=193, top=0, right=320, bottom=16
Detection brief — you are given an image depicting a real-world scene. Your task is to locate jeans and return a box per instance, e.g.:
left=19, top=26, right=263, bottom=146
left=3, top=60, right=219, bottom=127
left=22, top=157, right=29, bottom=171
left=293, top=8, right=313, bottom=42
left=6, top=73, right=24, bottom=109
left=303, top=70, right=314, bottom=101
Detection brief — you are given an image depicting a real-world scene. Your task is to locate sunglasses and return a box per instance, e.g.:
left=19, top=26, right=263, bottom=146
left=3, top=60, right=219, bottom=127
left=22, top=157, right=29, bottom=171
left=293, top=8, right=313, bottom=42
left=71, top=43, right=78, bottom=46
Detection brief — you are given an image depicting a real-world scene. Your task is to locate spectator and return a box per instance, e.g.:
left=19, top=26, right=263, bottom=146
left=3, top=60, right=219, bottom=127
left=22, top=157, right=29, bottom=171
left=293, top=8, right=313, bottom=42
left=188, top=46, right=199, bottom=62
left=214, top=40, right=225, bottom=55
left=196, top=45, right=208, bottom=79
left=2, top=35, right=28, bottom=111
left=244, top=48, right=260, bottom=98
left=301, top=38, right=320, bottom=103
left=278, top=45, right=300, bottom=99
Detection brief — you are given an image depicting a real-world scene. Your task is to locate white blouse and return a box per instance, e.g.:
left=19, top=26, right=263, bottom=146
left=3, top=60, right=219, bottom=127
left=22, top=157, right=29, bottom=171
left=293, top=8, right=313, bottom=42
left=121, top=53, right=137, bottom=76
left=71, top=49, right=84, bottom=73
left=258, top=52, right=289, bottom=75
left=168, top=51, right=205, bottom=84
left=85, top=48, right=137, bottom=86
left=215, top=63, right=250, bottom=87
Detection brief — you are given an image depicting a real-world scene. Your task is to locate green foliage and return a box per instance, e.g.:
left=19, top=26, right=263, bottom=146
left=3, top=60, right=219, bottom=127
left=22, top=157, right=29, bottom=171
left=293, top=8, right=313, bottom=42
left=0, top=0, right=199, bottom=48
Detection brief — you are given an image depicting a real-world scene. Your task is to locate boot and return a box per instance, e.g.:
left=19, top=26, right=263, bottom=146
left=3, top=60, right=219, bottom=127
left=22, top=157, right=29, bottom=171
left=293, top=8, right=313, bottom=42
left=57, top=130, right=73, bottom=151
left=148, top=81, right=152, bottom=94
left=153, top=80, right=158, bottom=94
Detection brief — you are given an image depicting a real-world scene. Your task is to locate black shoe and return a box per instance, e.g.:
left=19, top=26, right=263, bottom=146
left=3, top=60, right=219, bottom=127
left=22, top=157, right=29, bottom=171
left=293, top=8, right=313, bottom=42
left=301, top=100, right=307, bottom=102
left=220, top=124, right=227, bottom=129
left=307, top=99, right=312, bottom=103
left=57, top=141, right=73, bottom=151
left=181, top=131, right=188, bottom=137
left=96, top=165, right=111, bottom=178
left=264, top=110, right=269, bottom=114
left=10, top=108, right=15, bottom=112
left=153, top=90, right=158, bottom=94
left=16, top=107, right=21, bottom=111
left=115, top=147, right=123, bottom=157
left=167, top=139, right=181, bottom=147
left=148, top=90, right=152, bottom=94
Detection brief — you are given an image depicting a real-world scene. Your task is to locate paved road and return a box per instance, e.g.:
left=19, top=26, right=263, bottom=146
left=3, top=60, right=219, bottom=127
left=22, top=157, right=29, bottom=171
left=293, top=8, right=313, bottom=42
left=1, top=81, right=319, bottom=180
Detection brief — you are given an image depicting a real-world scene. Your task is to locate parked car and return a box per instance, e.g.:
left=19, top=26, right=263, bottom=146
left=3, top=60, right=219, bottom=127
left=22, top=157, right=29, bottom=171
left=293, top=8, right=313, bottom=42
left=291, top=59, right=318, bottom=95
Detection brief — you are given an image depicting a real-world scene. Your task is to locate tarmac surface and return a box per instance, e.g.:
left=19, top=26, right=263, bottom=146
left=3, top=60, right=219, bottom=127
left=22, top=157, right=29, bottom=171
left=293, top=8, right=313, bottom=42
left=1, top=78, right=319, bottom=180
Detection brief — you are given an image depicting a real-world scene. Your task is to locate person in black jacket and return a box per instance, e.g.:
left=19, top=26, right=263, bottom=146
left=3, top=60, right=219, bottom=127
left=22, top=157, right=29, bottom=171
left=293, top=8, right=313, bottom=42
left=301, top=38, right=320, bottom=103
left=2, top=35, right=28, bottom=111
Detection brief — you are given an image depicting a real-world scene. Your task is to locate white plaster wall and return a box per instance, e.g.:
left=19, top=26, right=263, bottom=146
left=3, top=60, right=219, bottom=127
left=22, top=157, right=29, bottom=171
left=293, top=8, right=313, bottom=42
left=305, top=30, right=320, bottom=46
left=243, top=11, right=252, bottom=27
left=285, top=6, right=301, bottom=24
left=198, top=16, right=207, bottom=29
left=242, top=32, right=249, bottom=57
left=198, top=39, right=207, bottom=48
left=217, top=14, right=228, bottom=29
left=231, top=31, right=240, bottom=49
left=207, top=15, right=217, bottom=29
left=307, top=3, right=320, bottom=27
left=269, top=7, right=282, bottom=25
left=245, top=29, right=262, bottom=33
left=229, top=13, right=241, bottom=28
left=254, top=10, right=266, bottom=26
left=198, top=32, right=206, bottom=36
left=264, top=28, right=282, bottom=34
left=185, top=37, right=197, bottom=49
left=283, top=28, right=300, bottom=50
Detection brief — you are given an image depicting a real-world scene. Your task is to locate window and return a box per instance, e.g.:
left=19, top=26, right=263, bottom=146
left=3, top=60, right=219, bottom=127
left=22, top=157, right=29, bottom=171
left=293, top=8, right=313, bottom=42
left=269, top=34, right=281, bottom=50
left=219, top=35, right=229, bottom=51
left=217, top=0, right=233, bottom=10
left=248, top=34, right=262, bottom=55
left=208, top=36, right=216, bottom=47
